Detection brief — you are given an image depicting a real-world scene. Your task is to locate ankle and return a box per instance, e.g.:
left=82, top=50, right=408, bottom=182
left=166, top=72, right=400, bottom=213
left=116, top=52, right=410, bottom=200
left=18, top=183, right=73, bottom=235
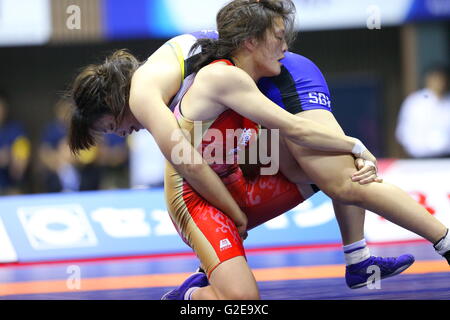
left=343, top=239, right=370, bottom=266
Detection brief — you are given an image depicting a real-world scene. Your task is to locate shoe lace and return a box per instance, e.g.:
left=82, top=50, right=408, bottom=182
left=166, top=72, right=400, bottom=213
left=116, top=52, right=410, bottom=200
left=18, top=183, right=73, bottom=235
left=372, top=256, right=396, bottom=269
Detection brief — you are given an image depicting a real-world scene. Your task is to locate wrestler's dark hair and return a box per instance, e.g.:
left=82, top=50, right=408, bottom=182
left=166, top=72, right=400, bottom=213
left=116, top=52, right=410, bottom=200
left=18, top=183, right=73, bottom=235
left=190, top=0, right=297, bottom=73
left=67, top=49, right=141, bottom=154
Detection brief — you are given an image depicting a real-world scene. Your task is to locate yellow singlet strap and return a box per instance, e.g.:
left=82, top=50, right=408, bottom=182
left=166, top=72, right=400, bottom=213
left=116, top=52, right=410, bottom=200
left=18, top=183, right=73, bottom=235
left=166, top=41, right=185, bottom=82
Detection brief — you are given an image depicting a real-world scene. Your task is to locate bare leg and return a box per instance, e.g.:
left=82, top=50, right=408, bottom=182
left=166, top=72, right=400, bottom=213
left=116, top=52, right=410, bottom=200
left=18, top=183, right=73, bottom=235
left=333, top=202, right=365, bottom=246
left=282, top=109, right=367, bottom=246
left=276, top=129, right=367, bottom=246
left=284, top=110, right=447, bottom=243
left=192, top=256, right=259, bottom=300
left=192, top=285, right=219, bottom=299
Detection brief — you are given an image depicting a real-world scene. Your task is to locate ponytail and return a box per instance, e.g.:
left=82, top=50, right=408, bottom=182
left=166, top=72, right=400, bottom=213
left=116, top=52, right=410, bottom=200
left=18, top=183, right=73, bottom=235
left=189, top=38, right=235, bottom=74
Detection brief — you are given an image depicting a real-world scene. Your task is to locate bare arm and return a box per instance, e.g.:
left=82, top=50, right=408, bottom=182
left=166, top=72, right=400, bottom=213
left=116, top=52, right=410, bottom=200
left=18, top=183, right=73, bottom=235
left=129, top=45, right=248, bottom=237
left=198, top=65, right=375, bottom=162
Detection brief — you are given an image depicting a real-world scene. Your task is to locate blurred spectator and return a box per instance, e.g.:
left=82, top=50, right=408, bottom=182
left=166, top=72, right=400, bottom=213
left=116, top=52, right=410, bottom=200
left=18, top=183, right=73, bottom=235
left=0, top=95, right=31, bottom=195
left=40, top=98, right=106, bottom=192
left=38, top=99, right=80, bottom=192
left=396, top=65, right=450, bottom=158
left=39, top=97, right=129, bottom=193
left=96, top=133, right=129, bottom=190
left=76, top=147, right=102, bottom=191
left=128, top=130, right=165, bottom=189
left=39, top=98, right=129, bottom=193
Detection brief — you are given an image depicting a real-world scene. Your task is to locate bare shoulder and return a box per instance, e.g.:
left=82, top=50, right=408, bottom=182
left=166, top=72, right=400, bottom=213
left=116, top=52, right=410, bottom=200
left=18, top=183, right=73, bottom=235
left=129, top=64, right=154, bottom=107
left=130, top=44, right=181, bottom=105
left=132, top=45, right=178, bottom=84
left=195, top=63, right=255, bottom=95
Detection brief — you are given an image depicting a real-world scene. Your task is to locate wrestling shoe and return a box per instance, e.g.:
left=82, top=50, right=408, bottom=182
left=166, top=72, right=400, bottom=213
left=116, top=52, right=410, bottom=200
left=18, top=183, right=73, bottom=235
left=346, top=254, right=415, bottom=289
left=161, top=271, right=209, bottom=300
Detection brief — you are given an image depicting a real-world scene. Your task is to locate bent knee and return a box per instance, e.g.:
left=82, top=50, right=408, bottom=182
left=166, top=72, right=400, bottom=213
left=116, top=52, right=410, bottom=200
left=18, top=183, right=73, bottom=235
left=325, top=182, right=365, bottom=206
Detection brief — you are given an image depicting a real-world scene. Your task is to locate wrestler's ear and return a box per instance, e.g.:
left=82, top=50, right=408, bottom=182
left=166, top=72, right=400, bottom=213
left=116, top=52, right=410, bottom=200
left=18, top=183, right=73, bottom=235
left=243, top=37, right=259, bottom=53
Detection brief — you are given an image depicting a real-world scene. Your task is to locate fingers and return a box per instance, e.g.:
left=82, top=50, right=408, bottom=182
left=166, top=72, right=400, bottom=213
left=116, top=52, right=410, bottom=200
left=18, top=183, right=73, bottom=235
left=352, top=164, right=375, bottom=179
left=353, top=172, right=383, bottom=184
left=355, top=172, right=379, bottom=184
left=352, top=158, right=382, bottom=185
left=352, top=170, right=374, bottom=183
left=354, top=158, right=365, bottom=170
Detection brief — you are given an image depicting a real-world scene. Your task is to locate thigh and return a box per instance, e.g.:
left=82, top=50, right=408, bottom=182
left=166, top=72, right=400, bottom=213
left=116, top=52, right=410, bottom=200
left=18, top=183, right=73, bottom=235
left=277, top=132, right=312, bottom=185
left=284, top=110, right=358, bottom=193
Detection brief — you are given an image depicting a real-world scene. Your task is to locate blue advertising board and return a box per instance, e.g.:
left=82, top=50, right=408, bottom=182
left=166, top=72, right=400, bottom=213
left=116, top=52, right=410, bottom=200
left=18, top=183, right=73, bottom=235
left=102, top=0, right=450, bottom=40
left=0, top=188, right=341, bottom=263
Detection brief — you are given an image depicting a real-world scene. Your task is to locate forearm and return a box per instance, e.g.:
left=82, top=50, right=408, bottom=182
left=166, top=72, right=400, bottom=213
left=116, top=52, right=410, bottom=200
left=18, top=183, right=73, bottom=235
left=135, top=99, right=247, bottom=224
left=170, top=135, right=245, bottom=222
left=214, top=75, right=364, bottom=157
left=284, top=118, right=362, bottom=156
left=173, top=159, right=246, bottom=223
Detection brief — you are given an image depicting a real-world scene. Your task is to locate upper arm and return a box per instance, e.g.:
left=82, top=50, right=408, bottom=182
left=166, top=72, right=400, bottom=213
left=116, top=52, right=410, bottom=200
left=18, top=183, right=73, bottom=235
left=200, top=66, right=303, bottom=134
left=131, top=44, right=182, bottom=107
left=128, top=44, right=186, bottom=160
left=130, top=84, right=197, bottom=167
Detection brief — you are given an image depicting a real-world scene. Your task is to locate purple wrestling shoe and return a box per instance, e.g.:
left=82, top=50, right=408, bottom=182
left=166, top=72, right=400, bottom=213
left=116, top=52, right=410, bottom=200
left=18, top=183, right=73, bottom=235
left=161, top=271, right=209, bottom=300
left=346, top=254, right=415, bottom=289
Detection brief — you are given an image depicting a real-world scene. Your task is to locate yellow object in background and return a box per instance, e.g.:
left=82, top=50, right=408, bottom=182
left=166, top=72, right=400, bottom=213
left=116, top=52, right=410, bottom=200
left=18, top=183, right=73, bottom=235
left=11, top=137, right=31, bottom=161
left=78, top=146, right=99, bottom=165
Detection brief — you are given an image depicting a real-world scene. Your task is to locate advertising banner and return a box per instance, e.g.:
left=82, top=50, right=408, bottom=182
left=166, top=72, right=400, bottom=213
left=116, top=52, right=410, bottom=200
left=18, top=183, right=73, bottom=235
left=0, top=188, right=341, bottom=263
left=0, top=0, right=51, bottom=46
left=102, top=0, right=450, bottom=39
left=0, top=159, right=449, bottom=263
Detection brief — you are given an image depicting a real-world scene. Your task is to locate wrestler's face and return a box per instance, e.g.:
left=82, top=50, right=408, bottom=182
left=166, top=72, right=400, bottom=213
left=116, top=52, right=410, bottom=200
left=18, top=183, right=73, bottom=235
left=252, top=17, right=288, bottom=78
left=93, top=108, right=143, bottom=138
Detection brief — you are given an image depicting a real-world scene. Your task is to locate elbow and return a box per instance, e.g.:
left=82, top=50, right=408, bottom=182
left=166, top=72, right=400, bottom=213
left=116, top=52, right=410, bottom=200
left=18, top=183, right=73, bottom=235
left=170, top=148, right=206, bottom=178
left=176, top=162, right=204, bottom=179
left=184, top=162, right=203, bottom=176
